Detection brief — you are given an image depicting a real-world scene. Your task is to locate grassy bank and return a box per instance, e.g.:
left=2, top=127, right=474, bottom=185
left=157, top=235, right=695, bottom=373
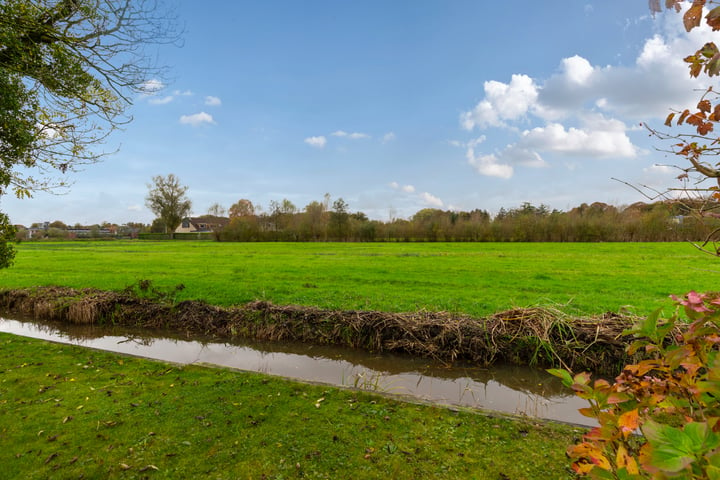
left=0, top=333, right=578, bottom=479
left=0, top=241, right=713, bottom=316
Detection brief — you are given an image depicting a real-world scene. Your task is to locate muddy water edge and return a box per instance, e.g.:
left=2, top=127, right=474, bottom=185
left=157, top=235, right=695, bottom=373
left=0, top=316, right=593, bottom=426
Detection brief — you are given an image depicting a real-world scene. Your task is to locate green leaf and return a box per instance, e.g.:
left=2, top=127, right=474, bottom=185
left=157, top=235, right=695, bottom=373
left=547, top=368, right=573, bottom=387
left=642, top=420, right=695, bottom=473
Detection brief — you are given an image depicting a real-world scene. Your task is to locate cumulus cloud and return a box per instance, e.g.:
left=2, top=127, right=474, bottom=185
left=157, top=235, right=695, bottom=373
left=205, top=96, right=222, bottom=106
left=304, top=136, right=327, bottom=148
left=179, top=112, right=216, bottom=127
left=458, top=5, right=715, bottom=179
left=420, top=192, right=444, bottom=207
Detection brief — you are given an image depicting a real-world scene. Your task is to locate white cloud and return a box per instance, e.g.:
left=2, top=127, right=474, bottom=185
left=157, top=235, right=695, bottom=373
left=382, top=132, right=396, bottom=143
left=331, top=130, right=369, bottom=139
left=458, top=5, right=715, bottom=179
left=420, top=192, right=444, bottom=207
left=390, top=182, right=415, bottom=193
left=140, top=79, right=165, bottom=94
left=205, top=96, right=222, bottom=106
left=173, top=90, right=193, bottom=96
left=149, top=95, right=174, bottom=105
left=461, top=74, right=539, bottom=130
left=466, top=152, right=514, bottom=179
left=348, top=132, right=370, bottom=139
left=304, top=136, right=327, bottom=148
left=127, top=205, right=142, bottom=212
left=179, top=112, right=216, bottom=127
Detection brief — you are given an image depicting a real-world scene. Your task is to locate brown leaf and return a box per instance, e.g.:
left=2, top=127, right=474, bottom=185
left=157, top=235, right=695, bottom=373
left=678, top=109, right=691, bottom=125
left=665, top=112, right=676, bottom=127
left=707, top=6, right=720, bottom=30
left=698, top=122, right=714, bottom=135
left=684, top=1, right=706, bottom=32
left=699, top=99, right=712, bottom=113
left=666, top=0, right=683, bottom=12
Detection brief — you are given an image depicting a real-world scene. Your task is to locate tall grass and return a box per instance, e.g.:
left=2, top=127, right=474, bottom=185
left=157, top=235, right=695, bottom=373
left=0, top=241, right=715, bottom=317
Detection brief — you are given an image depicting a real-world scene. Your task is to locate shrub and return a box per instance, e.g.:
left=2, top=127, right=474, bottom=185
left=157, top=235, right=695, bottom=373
left=551, top=291, right=720, bottom=478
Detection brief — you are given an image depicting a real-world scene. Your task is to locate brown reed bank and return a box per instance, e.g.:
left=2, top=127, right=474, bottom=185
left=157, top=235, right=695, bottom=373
left=0, top=286, right=639, bottom=376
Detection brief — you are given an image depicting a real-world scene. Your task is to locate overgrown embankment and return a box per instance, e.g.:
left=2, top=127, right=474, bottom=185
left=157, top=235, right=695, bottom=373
left=0, top=286, right=638, bottom=375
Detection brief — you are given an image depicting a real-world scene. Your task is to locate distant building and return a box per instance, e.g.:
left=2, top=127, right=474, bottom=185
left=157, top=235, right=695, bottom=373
left=175, top=216, right=229, bottom=234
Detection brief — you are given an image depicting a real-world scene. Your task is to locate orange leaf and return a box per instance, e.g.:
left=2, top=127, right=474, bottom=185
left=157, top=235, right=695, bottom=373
left=616, top=445, right=640, bottom=474
left=687, top=112, right=707, bottom=127
left=665, top=112, right=676, bottom=127
left=679, top=109, right=691, bottom=125
left=618, top=409, right=640, bottom=438
left=698, top=121, right=714, bottom=135
left=684, top=1, right=706, bottom=32
left=699, top=99, right=712, bottom=113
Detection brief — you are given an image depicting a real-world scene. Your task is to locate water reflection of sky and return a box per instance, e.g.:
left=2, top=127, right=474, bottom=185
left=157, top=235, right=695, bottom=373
left=0, top=318, right=592, bottom=426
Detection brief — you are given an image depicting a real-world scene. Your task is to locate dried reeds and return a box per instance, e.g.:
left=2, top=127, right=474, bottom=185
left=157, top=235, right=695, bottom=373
left=0, top=286, right=640, bottom=376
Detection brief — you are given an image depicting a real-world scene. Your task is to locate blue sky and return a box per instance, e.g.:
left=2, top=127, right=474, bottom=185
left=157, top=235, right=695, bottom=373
left=6, top=1, right=719, bottom=226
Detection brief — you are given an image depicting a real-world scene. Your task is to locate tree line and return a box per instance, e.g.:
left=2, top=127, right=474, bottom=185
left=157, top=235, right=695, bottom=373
left=211, top=197, right=711, bottom=243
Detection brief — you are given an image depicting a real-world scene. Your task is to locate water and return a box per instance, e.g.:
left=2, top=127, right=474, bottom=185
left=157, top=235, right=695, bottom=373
left=0, top=317, right=592, bottom=426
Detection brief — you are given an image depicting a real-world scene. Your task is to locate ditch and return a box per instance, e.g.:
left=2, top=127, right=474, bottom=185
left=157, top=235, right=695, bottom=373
left=0, top=316, right=592, bottom=426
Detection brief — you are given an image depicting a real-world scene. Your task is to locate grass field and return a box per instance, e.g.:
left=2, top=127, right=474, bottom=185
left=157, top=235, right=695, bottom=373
left=0, top=333, right=578, bottom=479
left=0, top=240, right=717, bottom=317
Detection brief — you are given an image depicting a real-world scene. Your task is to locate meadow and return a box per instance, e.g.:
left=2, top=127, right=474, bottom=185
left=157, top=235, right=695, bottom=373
left=0, top=240, right=717, bottom=317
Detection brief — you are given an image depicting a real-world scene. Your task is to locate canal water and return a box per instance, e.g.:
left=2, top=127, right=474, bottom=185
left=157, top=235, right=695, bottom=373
left=0, top=317, right=592, bottom=426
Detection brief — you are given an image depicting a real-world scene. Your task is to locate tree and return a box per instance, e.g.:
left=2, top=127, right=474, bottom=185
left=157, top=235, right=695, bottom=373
left=0, top=0, right=179, bottom=266
left=207, top=203, right=226, bottom=217
left=229, top=199, right=255, bottom=218
left=145, top=174, right=192, bottom=236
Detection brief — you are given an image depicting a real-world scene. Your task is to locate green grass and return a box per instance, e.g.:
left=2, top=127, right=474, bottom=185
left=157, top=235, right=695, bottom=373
left=1, top=240, right=717, bottom=316
left=0, top=333, right=578, bottom=479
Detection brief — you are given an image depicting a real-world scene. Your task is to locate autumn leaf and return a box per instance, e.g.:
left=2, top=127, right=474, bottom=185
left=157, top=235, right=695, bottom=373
left=618, top=409, right=640, bottom=438
left=699, top=99, right=712, bottom=113
left=707, top=6, right=720, bottom=31
left=684, top=1, right=706, bottom=32
left=665, top=112, right=676, bottom=127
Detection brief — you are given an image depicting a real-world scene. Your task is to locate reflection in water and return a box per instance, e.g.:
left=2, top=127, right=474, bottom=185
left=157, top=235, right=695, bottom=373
left=0, top=317, right=592, bottom=425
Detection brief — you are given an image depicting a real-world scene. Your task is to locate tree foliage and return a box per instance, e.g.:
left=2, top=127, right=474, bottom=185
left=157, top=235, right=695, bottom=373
left=145, top=174, right=191, bottom=235
left=0, top=0, right=178, bottom=266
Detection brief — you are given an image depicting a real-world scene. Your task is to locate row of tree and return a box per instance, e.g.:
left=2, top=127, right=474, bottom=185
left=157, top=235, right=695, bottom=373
left=204, top=198, right=713, bottom=243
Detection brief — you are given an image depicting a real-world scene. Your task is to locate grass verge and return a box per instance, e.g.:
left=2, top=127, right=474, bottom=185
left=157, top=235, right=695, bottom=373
left=0, top=333, right=579, bottom=479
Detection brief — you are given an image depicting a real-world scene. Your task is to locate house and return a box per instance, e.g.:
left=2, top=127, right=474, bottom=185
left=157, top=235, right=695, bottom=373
left=175, top=215, right=229, bottom=234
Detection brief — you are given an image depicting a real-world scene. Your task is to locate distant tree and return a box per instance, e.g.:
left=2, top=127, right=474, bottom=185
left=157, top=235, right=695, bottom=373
left=229, top=199, right=255, bottom=218
left=48, top=220, right=67, bottom=229
left=329, top=198, right=350, bottom=240
left=145, top=174, right=192, bottom=236
left=207, top=203, right=226, bottom=217
left=302, top=200, right=327, bottom=240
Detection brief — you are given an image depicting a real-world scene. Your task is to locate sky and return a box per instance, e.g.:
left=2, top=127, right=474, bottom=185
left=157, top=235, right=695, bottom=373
left=6, top=1, right=720, bottom=226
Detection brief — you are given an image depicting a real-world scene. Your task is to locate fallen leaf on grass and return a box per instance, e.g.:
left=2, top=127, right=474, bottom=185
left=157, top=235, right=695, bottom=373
left=139, top=465, right=159, bottom=472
